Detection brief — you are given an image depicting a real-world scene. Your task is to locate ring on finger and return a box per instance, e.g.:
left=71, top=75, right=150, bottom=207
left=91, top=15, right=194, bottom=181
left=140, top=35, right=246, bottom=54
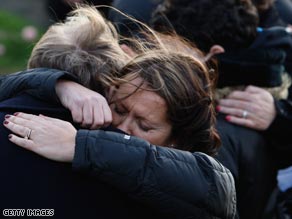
left=24, top=128, right=32, bottom=140
left=242, top=110, right=248, bottom=119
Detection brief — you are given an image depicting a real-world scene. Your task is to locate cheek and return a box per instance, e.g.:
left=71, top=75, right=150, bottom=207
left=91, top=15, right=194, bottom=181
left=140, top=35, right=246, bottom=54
left=134, top=131, right=168, bottom=146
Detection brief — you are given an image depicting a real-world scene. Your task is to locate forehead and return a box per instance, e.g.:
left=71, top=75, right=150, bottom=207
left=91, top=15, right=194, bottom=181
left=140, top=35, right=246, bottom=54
left=115, top=77, right=168, bottom=121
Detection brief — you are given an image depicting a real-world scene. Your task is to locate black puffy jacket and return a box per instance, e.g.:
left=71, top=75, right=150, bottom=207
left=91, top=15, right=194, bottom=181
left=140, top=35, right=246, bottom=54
left=74, top=129, right=237, bottom=218
left=0, top=68, right=237, bottom=218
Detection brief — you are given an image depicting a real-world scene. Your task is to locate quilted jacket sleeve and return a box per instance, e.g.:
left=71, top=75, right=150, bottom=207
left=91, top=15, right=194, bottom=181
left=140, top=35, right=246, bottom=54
left=0, top=68, right=78, bottom=102
left=73, top=129, right=237, bottom=219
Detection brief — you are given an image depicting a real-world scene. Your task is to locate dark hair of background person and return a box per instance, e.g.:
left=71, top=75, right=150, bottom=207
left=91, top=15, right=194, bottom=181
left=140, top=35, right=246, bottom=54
left=151, top=0, right=259, bottom=53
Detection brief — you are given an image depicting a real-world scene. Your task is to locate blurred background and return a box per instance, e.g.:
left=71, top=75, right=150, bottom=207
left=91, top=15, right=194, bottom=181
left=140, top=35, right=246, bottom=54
left=0, top=0, right=113, bottom=74
left=0, top=0, right=50, bottom=74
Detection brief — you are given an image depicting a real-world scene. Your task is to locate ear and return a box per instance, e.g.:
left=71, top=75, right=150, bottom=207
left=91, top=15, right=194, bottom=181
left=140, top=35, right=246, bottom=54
left=204, top=45, right=225, bottom=61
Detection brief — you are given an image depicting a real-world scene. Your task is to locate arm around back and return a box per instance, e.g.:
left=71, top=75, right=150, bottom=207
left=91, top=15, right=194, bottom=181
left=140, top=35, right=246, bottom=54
left=0, top=68, right=78, bottom=102
left=73, top=130, right=237, bottom=219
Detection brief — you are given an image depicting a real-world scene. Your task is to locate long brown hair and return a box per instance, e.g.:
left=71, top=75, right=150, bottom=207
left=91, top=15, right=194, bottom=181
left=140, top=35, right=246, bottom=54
left=111, top=43, right=221, bottom=155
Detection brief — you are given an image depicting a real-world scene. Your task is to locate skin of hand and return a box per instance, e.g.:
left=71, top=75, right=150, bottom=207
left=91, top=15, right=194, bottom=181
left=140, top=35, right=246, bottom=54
left=216, top=85, right=277, bottom=130
left=56, top=80, right=112, bottom=129
left=4, top=113, right=76, bottom=162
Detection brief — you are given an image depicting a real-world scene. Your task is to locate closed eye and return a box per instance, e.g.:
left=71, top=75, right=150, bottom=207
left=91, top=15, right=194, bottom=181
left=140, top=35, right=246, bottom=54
left=138, top=121, right=152, bottom=132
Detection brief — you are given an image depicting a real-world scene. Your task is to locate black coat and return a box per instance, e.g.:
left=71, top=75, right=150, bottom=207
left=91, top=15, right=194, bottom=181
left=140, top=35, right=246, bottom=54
left=0, top=69, right=237, bottom=218
left=0, top=93, right=162, bottom=219
left=216, top=116, right=276, bottom=219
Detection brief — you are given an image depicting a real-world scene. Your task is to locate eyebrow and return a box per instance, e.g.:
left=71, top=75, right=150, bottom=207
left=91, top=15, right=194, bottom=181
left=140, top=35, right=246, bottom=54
left=118, top=102, right=156, bottom=125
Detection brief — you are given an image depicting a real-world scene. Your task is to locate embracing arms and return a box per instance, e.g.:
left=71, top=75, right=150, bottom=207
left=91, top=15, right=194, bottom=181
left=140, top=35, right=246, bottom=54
left=3, top=113, right=236, bottom=219
left=0, top=68, right=76, bottom=102
left=0, top=68, right=111, bottom=129
left=1, top=68, right=292, bottom=137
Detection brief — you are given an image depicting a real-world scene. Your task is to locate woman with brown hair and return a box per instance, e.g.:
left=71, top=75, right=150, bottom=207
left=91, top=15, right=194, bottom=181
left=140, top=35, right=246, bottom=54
left=0, top=5, right=236, bottom=218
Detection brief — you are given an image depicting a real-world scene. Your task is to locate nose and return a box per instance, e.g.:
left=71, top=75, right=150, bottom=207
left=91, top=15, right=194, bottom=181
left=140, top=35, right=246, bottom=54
left=116, top=117, right=133, bottom=135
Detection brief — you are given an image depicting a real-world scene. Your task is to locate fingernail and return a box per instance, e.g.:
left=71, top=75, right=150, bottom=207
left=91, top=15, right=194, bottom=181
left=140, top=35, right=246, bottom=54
left=225, top=116, right=231, bottom=121
left=3, top=120, right=9, bottom=125
left=215, top=106, right=221, bottom=111
left=14, top=112, right=19, bottom=116
left=8, top=134, right=12, bottom=139
left=5, top=115, right=11, bottom=119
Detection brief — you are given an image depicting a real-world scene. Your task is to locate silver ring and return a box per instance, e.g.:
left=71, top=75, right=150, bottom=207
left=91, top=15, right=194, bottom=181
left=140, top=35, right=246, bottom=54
left=24, top=128, right=32, bottom=140
left=242, top=110, right=248, bottom=119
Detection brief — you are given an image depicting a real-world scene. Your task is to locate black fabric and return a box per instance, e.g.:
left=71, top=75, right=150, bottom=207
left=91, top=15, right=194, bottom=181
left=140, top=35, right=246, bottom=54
left=216, top=115, right=276, bottom=219
left=249, top=7, right=292, bottom=167
left=0, top=68, right=79, bottom=102
left=264, top=97, right=292, bottom=168
left=275, top=0, right=292, bottom=25
left=73, top=129, right=237, bottom=219
left=0, top=94, right=160, bottom=219
left=217, top=27, right=292, bottom=88
left=258, top=4, right=286, bottom=28
left=263, top=187, right=292, bottom=219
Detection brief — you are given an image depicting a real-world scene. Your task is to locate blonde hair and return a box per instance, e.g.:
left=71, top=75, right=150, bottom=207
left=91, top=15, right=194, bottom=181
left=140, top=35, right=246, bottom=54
left=28, top=5, right=129, bottom=93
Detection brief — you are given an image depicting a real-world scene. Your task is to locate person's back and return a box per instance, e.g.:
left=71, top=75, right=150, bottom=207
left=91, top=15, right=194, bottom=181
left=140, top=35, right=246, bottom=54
left=0, top=92, right=160, bottom=219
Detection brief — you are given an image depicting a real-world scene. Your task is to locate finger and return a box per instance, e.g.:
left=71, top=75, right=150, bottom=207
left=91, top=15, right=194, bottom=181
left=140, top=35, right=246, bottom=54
left=4, top=119, right=33, bottom=138
left=227, top=90, right=253, bottom=102
left=8, top=134, right=35, bottom=150
left=81, top=101, right=94, bottom=127
left=5, top=115, right=35, bottom=128
left=71, top=107, right=83, bottom=123
left=13, top=112, right=42, bottom=121
left=217, top=106, right=253, bottom=119
left=219, top=99, right=249, bottom=109
left=90, top=104, right=104, bottom=130
left=245, top=85, right=264, bottom=93
left=225, top=115, right=255, bottom=129
left=102, top=104, right=112, bottom=128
